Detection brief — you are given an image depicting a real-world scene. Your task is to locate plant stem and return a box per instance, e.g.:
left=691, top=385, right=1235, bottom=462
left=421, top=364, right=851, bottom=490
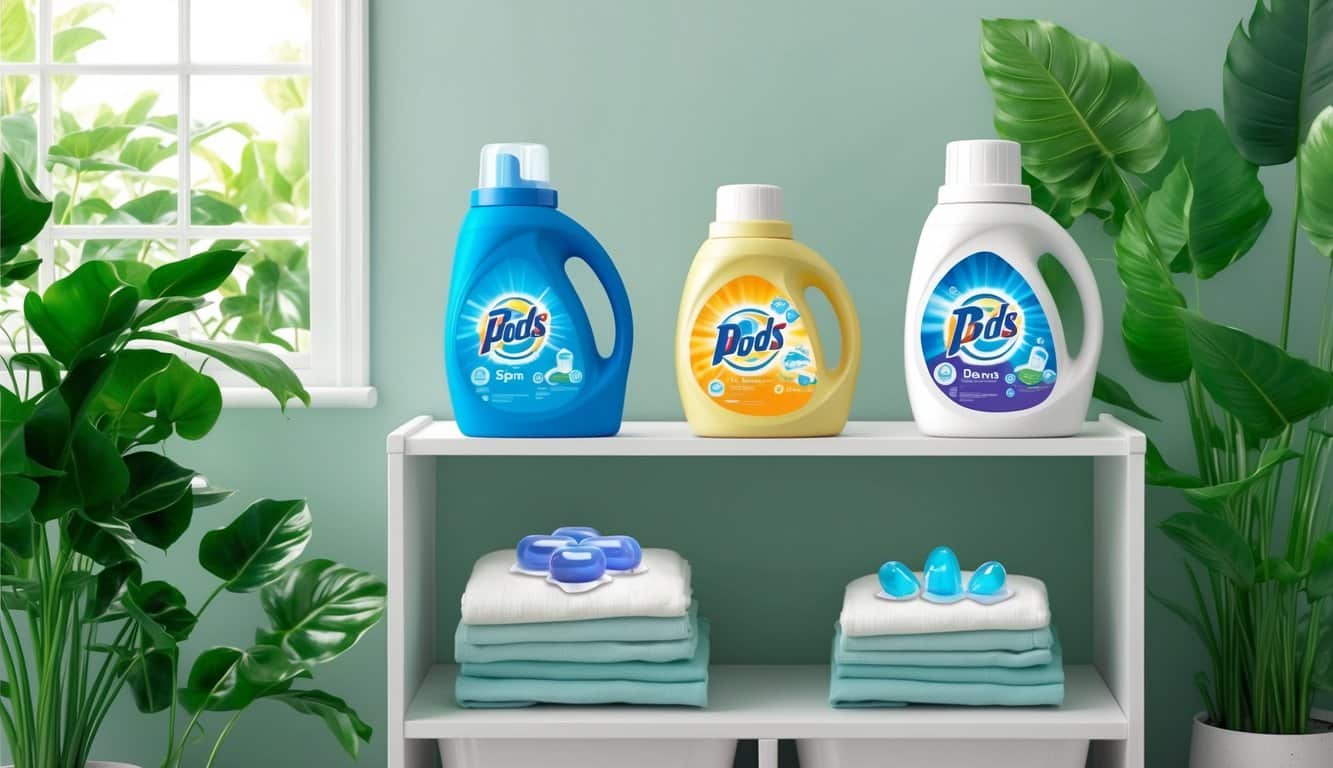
left=1279, top=155, right=1300, bottom=350
left=196, top=582, right=226, bottom=619
left=204, top=711, right=245, bottom=768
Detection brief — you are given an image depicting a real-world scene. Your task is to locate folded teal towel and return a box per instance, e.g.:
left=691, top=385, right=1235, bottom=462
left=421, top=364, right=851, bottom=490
left=459, top=602, right=697, bottom=646
left=836, top=635, right=1064, bottom=685
left=462, top=620, right=710, bottom=683
left=834, top=625, right=1052, bottom=668
left=840, top=625, right=1054, bottom=653
left=456, top=676, right=709, bottom=708
left=829, top=672, right=1064, bottom=708
left=455, top=615, right=699, bottom=663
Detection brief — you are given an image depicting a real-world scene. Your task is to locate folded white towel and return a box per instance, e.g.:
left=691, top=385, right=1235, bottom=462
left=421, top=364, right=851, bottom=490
left=839, top=571, right=1050, bottom=637
left=460, top=548, right=692, bottom=625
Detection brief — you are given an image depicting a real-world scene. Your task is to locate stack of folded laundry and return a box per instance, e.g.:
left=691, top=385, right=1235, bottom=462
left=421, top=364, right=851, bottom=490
left=454, top=536, right=708, bottom=708
left=830, top=548, right=1063, bottom=708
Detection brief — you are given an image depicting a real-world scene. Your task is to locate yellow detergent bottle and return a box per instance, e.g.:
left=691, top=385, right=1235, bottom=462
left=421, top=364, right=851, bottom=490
left=675, top=184, right=861, bottom=437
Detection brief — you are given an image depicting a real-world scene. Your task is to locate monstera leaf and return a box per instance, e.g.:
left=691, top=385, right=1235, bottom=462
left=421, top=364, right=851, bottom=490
left=257, top=559, right=386, bottom=665
left=1301, top=107, right=1333, bottom=257
left=1224, top=0, right=1333, bottom=165
left=199, top=499, right=312, bottom=592
left=980, top=18, right=1169, bottom=216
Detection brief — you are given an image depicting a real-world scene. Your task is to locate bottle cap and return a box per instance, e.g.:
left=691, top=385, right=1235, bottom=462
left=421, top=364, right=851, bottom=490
left=715, top=184, right=784, bottom=222
left=473, top=143, right=557, bottom=207
left=939, top=140, right=1031, bottom=204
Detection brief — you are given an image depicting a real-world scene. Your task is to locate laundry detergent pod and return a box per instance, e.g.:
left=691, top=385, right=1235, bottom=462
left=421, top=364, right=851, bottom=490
left=552, top=526, right=600, bottom=542
left=966, top=560, right=1014, bottom=604
left=583, top=535, right=644, bottom=573
left=514, top=534, right=576, bottom=574
left=876, top=560, right=920, bottom=601
left=547, top=546, right=611, bottom=593
left=922, top=545, right=964, bottom=604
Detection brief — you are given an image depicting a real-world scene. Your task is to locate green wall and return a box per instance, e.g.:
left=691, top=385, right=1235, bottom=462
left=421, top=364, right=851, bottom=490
left=79, top=1, right=1330, bottom=766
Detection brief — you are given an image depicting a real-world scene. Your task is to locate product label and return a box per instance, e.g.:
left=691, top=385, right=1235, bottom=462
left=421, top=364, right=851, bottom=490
left=689, top=275, right=817, bottom=416
left=454, top=265, right=587, bottom=414
left=920, top=251, right=1057, bottom=412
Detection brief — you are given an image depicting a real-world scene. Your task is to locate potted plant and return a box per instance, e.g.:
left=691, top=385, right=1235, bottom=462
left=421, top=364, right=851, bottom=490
left=0, top=152, right=385, bottom=767
left=975, top=5, right=1333, bottom=766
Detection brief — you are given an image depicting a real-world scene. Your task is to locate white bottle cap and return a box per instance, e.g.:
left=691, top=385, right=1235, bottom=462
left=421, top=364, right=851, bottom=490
left=479, top=142, right=550, bottom=188
left=939, top=140, right=1031, bottom=204
left=715, top=184, right=784, bottom=222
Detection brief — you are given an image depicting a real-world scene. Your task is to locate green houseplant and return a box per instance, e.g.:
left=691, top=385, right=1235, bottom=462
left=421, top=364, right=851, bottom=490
left=976, top=3, right=1333, bottom=762
left=0, top=154, right=385, bottom=767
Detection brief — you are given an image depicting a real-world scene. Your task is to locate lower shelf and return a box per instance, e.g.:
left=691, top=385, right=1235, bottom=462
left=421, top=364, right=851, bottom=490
left=404, top=664, right=1128, bottom=741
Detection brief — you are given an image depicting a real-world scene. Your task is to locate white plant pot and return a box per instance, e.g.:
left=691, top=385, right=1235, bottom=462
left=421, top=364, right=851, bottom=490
left=4, top=763, right=140, bottom=768
left=1189, top=710, right=1333, bottom=768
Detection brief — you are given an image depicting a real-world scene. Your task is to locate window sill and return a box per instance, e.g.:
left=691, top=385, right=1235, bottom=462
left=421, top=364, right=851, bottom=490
left=221, top=386, right=378, bottom=409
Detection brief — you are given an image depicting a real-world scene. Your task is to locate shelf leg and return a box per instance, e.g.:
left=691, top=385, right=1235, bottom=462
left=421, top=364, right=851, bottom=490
left=389, top=452, right=438, bottom=768
left=1091, top=451, right=1145, bottom=768
left=757, top=739, right=778, bottom=768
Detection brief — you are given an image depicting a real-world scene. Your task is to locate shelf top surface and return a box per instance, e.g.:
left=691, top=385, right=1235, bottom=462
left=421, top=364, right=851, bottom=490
left=388, top=416, right=1144, bottom=457
left=404, top=664, right=1128, bottom=740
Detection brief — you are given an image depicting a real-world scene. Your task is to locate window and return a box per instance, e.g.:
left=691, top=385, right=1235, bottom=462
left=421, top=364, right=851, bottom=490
left=0, top=0, right=371, bottom=406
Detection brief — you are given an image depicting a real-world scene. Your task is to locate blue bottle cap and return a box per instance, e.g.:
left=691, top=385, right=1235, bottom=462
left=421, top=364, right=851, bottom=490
left=548, top=546, right=607, bottom=584
left=471, top=143, right=558, bottom=207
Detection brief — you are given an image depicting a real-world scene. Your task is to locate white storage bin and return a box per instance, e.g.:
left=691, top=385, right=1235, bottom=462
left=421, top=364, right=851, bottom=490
left=796, top=737, right=1089, bottom=768
left=437, top=738, right=737, bottom=768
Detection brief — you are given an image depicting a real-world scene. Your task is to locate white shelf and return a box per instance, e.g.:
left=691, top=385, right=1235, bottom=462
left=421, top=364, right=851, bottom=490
left=387, top=415, right=1144, bottom=457
left=404, top=664, right=1127, bottom=741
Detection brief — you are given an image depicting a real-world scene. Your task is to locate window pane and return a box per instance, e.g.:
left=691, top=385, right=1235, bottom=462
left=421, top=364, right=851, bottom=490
left=51, top=0, right=176, bottom=63
left=51, top=75, right=178, bottom=217
left=191, top=76, right=310, bottom=225
left=1, top=74, right=39, bottom=176
left=1, top=0, right=36, bottom=62
left=191, top=0, right=310, bottom=63
left=191, top=239, right=309, bottom=353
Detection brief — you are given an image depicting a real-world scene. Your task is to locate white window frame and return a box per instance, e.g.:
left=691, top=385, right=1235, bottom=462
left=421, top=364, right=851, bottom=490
left=0, top=0, right=373, bottom=407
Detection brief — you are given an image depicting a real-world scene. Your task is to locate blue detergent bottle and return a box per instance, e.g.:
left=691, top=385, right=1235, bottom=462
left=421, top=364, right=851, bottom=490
left=445, top=143, right=633, bottom=437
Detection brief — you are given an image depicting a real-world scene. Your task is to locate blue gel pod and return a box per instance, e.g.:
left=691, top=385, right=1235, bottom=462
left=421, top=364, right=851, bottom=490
left=968, top=560, right=1007, bottom=595
left=549, top=545, right=607, bottom=583
left=877, top=560, right=920, bottom=599
left=583, top=535, right=642, bottom=571
left=515, top=534, right=576, bottom=572
left=552, top=525, right=600, bottom=542
left=922, top=545, right=963, bottom=602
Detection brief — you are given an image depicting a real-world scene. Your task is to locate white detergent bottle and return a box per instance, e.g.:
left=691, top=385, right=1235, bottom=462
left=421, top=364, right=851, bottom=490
left=905, top=140, right=1102, bottom=437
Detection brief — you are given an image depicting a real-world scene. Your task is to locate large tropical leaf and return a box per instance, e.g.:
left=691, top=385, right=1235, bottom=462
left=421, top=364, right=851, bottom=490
left=1145, top=437, right=1205, bottom=488
left=121, top=580, right=196, bottom=649
left=1141, top=110, right=1271, bottom=278
left=24, top=261, right=138, bottom=365
left=980, top=18, right=1169, bottom=215
left=130, top=331, right=309, bottom=408
left=124, top=649, right=175, bottom=713
left=1300, top=106, right=1333, bottom=257
left=257, top=559, right=386, bottom=665
left=1, top=151, right=52, bottom=260
left=145, top=248, right=243, bottom=298
left=199, top=498, right=312, bottom=592
left=1224, top=0, right=1333, bottom=165
left=117, top=452, right=194, bottom=521
left=1181, top=311, right=1333, bottom=437
left=1115, top=205, right=1192, bottom=382
left=264, top=689, right=372, bottom=758
left=179, top=644, right=304, bottom=713
left=1161, top=512, right=1257, bottom=588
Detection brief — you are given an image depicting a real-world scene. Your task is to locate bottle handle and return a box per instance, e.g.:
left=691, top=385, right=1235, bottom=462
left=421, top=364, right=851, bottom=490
left=796, top=260, right=862, bottom=398
left=1043, top=227, right=1103, bottom=389
left=565, top=228, right=634, bottom=375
